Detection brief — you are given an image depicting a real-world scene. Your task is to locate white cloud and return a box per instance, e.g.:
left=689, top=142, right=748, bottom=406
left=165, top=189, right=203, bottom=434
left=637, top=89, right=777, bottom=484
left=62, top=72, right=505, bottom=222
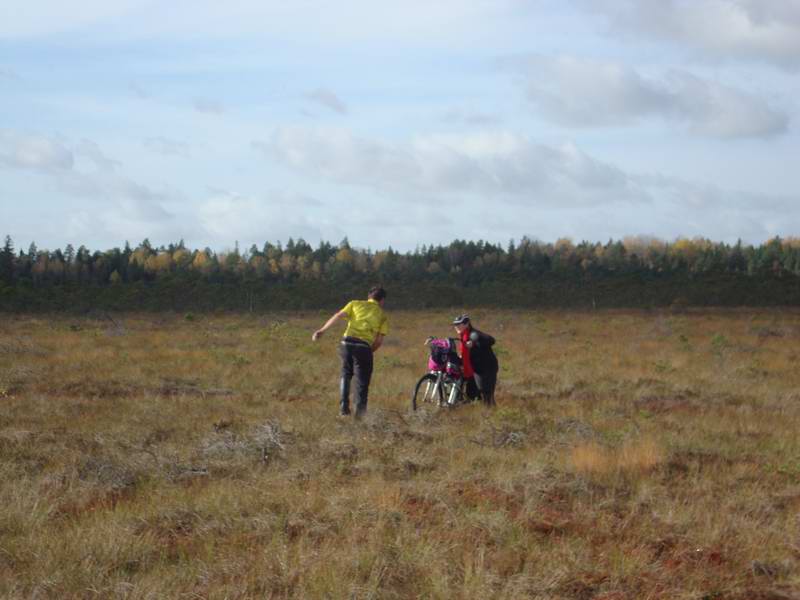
left=54, top=171, right=193, bottom=245
left=74, top=139, right=122, bottom=172
left=0, top=68, right=21, bottom=81
left=253, top=124, right=800, bottom=245
left=193, top=98, right=225, bottom=115
left=0, top=0, right=147, bottom=39
left=629, top=173, right=800, bottom=242
left=440, top=108, right=502, bottom=127
left=517, top=55, right=669, bottom=127
left=633, top=171, right=798, bottom=213
left=0, top=130, right=74, bottom=170
left=0, top=0, right=517, bottom=48
left=128, top=82, right=150, bottom=99
left=143, top=137, right=191, bottom=158
left=254, top=128, right=419, bottom=191
left=0, top=133, right=126, bottom=175
left=306, top=88, right=348, bottom=115
left=1, top=134, right=163, bottom=215
left=53, top=170, right=174, bottom=224
left=581, top=0, right=800, bottom=70
left=14, top=175, right=186, bottom=249
left=514, top=55, right=789, bottom=137
left=197, top=189, right=329, bottom=244
left=258, top=126, right=642, bottom=206
left=667, top=71, right=789, bottom=138
left=0, top=129, right=184, bottom=243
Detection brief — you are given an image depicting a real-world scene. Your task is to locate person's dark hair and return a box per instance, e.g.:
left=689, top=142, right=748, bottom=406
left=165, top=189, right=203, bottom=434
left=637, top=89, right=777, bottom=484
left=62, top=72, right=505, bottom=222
left=368, top=286, right=387, bottom=302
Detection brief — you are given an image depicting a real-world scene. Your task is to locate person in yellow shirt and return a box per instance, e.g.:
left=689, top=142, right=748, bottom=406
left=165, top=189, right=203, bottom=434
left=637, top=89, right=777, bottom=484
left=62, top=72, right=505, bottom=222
left=312, top=286, right=388, bottom=417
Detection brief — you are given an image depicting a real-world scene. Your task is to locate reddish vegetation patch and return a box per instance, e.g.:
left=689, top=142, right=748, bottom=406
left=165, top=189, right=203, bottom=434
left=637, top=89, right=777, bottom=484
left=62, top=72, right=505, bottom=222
left=724, top=590, right=800, bottom=600
left=634, top=395, right=698, bottom=414
left=54, top=378, right=234, bottom=399
left=400, top=494, right=441, bottom=525
left=664, top=449, right=734, bottom=477
left=567, top=388, right=599, bottom=402
left=523, top=506, right=574, bottom=536
left=556, top=572, right=609, bottom=600
left=771, top=491, right=800, bottom=512
left=133, top=511, right=204, bottom=562
left=539, top=485, right=581, bottom=514
left=448, top=480, right=525, bottom=516
left=649, top=536, right=678, bottom=561
left=54, top=487, right=134, bottom=519
left=58, top=380, right=141, bottom=399
left=284, top=519, right=304, bottom=541
left=593, top=592, right=627, bottom=600
left=657, top=544, right=731, bottom=574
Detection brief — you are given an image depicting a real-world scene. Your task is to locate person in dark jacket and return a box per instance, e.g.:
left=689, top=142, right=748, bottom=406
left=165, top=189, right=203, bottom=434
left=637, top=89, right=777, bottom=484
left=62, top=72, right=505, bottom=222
left=452, top=314, right=498, bottom=406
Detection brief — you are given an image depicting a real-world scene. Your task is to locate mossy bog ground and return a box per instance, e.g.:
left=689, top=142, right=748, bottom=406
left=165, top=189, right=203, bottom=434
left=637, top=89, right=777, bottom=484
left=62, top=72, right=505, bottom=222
left=2, top=309, right=800, bottom=599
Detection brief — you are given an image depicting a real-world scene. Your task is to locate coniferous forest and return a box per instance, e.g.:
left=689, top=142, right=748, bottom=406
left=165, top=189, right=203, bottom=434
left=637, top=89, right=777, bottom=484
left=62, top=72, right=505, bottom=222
left=2, top=234, right=800, bottom=312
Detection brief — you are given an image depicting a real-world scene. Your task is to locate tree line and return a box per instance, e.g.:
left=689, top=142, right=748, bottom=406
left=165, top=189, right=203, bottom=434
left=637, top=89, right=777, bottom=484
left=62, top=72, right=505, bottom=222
left=2, top=234, right=800, bottom=311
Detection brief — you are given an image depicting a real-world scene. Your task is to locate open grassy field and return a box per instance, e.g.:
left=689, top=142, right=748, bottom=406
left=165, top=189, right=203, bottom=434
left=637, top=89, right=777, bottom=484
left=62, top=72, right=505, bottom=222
left=2, top=309, right=800, bottom=599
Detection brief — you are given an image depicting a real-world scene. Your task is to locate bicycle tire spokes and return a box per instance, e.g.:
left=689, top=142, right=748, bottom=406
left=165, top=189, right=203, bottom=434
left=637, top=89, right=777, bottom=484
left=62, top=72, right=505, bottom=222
left=440, top=376, right=460, bottom=407
left=423, top=378, right=437, bottom=403
left=412, top=372, right=445, bottom=412
left=412, top=351, right=469, bottom=411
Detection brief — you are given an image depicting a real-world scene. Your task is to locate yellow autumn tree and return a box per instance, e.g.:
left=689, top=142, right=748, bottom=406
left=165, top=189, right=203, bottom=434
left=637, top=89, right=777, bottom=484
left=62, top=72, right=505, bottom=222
left=782, top=237, right=800, bottom=250
left=670, top=238, right=694, bottom=261
left=129, top=248, right=150, bottom=268
left=335, top=247, right=354, bottom=267
left=296, top=255, right=312, bottom=279
left=372, top=251, right=388, bottom=272
left=144, top=252, right=173, bottom=275
left=279, top=253, right=296, bottom=277
left=554, top=237, right=574, bottom=254
left=191, top=251, right=215, bottom=275
left=249, top=255, right=268, bottom=277
left=173, top=248, right=193, bottom=270
left=354, top=251, right=369, bottom=274
left=47, top=257, right=65, bottom=279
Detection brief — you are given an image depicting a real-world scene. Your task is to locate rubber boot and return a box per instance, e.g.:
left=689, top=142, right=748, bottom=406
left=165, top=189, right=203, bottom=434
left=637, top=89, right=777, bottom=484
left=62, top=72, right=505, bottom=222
left=339, top=376, right=352, bottom=415
left=354, top=399, right=367, bottom=419
left=354, top=381, right=368, bottom=419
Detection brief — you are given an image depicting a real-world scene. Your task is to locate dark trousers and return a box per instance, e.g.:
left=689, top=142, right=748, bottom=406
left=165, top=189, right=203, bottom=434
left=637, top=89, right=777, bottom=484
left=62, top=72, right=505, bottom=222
left=467, top=370, right=497, bottom=406
left=338, top=338, right=374, bottom=415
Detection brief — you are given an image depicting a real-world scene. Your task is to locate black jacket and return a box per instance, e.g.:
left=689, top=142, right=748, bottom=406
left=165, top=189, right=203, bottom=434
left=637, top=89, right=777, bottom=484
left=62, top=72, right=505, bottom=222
left=467, top=327, right=498, bottom=374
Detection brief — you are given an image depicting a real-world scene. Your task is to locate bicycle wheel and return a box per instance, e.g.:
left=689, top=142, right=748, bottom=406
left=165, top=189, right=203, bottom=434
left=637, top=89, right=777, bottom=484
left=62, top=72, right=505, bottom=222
left=412, top=373, right=442, bottom=412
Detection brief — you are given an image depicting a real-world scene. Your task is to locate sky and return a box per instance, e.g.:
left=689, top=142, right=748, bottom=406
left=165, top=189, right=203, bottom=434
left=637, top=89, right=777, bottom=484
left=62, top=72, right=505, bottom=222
left=1, top=0, right=799, bottom=253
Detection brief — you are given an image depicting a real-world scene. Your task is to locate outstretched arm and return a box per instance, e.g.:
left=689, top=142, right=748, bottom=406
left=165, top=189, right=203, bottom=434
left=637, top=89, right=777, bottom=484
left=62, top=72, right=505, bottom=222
left=312, top=310, right=347, bottom=341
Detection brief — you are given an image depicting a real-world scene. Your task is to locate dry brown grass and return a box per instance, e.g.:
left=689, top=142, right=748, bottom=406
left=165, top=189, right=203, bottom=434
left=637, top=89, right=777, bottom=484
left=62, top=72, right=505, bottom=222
left=569, top=437, right=664, bottom=481
left=1, top=308, right=800, bottom=598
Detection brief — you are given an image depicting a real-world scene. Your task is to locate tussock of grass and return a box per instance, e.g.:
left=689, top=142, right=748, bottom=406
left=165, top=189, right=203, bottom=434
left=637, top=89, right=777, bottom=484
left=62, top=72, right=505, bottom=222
left=569, top=437, right=664, bottom=481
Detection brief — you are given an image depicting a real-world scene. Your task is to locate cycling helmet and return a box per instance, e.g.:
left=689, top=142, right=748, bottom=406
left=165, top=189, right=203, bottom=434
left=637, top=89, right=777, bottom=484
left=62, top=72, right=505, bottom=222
left=452, top=314, right=470, bottom=325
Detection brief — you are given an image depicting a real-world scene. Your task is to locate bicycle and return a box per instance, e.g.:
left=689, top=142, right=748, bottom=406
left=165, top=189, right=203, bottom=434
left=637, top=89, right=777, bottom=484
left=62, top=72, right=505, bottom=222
left=411, top=336, right=468, bottom=412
